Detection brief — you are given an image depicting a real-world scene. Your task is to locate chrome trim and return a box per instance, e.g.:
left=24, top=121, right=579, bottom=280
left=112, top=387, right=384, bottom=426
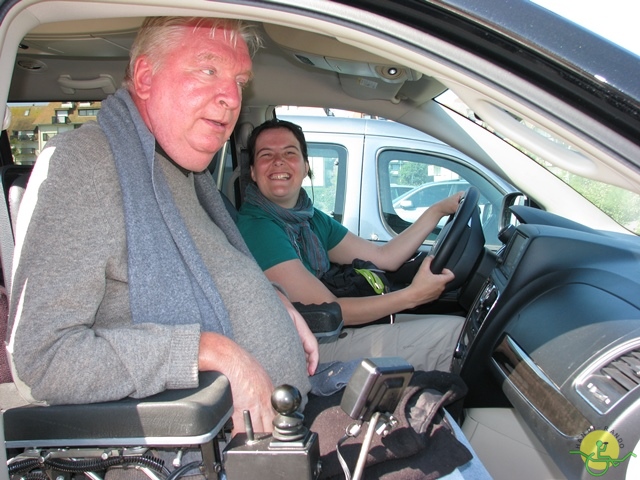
left=492, top=334, right=590, bottom=437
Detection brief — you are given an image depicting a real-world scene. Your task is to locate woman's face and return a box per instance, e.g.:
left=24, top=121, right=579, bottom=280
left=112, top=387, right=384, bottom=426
left=251, top=127, right=309, bottom=209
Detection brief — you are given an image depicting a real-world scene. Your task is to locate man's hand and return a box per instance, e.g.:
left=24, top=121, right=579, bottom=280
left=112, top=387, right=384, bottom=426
left=198, top=332, right=275, bottom=434
left=276, top=289, right=319, bottom=376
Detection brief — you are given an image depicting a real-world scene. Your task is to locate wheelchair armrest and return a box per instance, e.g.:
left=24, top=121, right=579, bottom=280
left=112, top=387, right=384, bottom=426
left=293, top=302, right=343, bottom=343
left=3, top=371, right=232, bottom=447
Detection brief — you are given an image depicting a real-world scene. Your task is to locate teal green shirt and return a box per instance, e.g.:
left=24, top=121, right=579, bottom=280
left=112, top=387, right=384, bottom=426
left=237, top=202, right=348, bottom=274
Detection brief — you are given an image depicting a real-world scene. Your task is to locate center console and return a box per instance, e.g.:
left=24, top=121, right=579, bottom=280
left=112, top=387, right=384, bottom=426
left=451, top=227, right=528, bottom=375
left=451, top=278, right=499, bottom=373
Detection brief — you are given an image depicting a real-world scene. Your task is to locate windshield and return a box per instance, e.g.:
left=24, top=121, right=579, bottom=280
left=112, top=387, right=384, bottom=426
left=436, top=90, right=640, bottom=235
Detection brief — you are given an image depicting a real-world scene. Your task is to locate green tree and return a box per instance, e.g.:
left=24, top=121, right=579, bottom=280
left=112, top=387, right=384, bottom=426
left=561, top=172, right=640, bottom=234
left=398, top=163, right=431, bottom=186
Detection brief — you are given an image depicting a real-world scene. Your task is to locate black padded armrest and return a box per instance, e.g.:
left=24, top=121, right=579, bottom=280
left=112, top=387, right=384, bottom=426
left=3, top=371, right=232, bottom=447
left=294, top=302, right=343, bottom=343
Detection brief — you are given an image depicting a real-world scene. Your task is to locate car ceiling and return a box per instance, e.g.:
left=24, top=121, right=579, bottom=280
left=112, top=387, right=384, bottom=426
left=3, top=0, right=640, bottom=201
left=9, top=17, right=447, bottom=119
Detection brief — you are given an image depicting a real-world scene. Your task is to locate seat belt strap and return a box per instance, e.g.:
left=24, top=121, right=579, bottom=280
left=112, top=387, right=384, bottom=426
left=0, top=181, right=15, bottom=295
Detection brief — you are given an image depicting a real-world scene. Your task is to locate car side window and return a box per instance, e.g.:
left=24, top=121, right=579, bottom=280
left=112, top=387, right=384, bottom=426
left=378, top=149, right=504, bottom=246
left=399, top=183, right=456, bottom=212
left=303, top=143, right=348, bottom=223
left=214, top=139, right=347, bottom=223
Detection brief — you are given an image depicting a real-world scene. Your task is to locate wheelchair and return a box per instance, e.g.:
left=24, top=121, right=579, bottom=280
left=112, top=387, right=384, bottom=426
left=1, top=303, right=416, bottom=480
left=2, top=362, right=413, bottom=480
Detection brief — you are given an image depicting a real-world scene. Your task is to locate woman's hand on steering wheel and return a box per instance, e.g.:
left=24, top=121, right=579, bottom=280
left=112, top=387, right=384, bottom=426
left=435, top=190, right=465, bottom=218
left=406, top=255, right=455, bottom=306
left=429, top=186, right=481, bottom=278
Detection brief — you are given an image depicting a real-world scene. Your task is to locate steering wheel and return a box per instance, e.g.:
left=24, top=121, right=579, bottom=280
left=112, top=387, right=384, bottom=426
left=430, top=186, right=485, bottom=291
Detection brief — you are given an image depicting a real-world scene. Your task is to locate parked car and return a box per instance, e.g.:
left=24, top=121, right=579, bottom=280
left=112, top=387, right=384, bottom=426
left=390, top=184, right=413, bottom=200
left=1, top=1, right=639, bottom=480
left=393, top=179, right=470, bottom=223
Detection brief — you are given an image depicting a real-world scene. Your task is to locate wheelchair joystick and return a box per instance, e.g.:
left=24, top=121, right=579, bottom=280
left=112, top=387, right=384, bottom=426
left=271, top=384, right=306, bottom=442
left=222, top=385, right=321, bottom=479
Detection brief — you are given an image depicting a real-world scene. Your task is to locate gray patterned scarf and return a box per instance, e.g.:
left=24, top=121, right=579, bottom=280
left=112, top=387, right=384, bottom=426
left=244, top=183, right=330, bottom=277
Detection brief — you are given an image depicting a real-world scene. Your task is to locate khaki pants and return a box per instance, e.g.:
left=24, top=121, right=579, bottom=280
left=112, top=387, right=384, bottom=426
left=318, top=314, right=464, bottom=372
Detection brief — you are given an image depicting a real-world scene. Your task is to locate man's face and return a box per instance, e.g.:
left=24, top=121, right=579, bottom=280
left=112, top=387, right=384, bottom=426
left=134, top=24, right=252, bottom=172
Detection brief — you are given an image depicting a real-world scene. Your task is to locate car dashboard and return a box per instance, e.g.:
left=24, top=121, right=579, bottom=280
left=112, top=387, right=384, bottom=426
left=453, top=205, right=640, bottom=479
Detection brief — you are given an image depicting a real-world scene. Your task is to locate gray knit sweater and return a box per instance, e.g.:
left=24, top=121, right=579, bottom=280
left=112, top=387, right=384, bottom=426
left=8, top=122, right=310, bottom=405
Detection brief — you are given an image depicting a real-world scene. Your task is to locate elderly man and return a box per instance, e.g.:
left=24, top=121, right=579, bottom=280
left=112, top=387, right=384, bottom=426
left=8, top=16, right=317, bottom=435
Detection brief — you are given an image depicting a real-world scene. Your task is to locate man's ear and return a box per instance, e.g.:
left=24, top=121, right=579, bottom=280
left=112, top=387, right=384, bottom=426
left=250, top=165, right=257, bottom=182
left=133, top=56, right=153, bottom=99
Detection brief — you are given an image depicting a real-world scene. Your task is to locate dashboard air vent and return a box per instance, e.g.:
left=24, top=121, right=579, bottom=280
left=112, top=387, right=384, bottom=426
left=602, top=350, right=640, bottom=392
left=578, top=347, right=640, bottom=414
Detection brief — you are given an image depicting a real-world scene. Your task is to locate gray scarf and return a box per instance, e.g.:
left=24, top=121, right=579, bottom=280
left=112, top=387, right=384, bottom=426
left=98, top=88, right=251, bottom=337
left=244, top=183, right=330, bottom=277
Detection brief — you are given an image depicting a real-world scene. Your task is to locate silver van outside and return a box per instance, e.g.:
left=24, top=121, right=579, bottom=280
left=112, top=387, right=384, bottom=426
left=279, top=115, right=515, bottom=248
